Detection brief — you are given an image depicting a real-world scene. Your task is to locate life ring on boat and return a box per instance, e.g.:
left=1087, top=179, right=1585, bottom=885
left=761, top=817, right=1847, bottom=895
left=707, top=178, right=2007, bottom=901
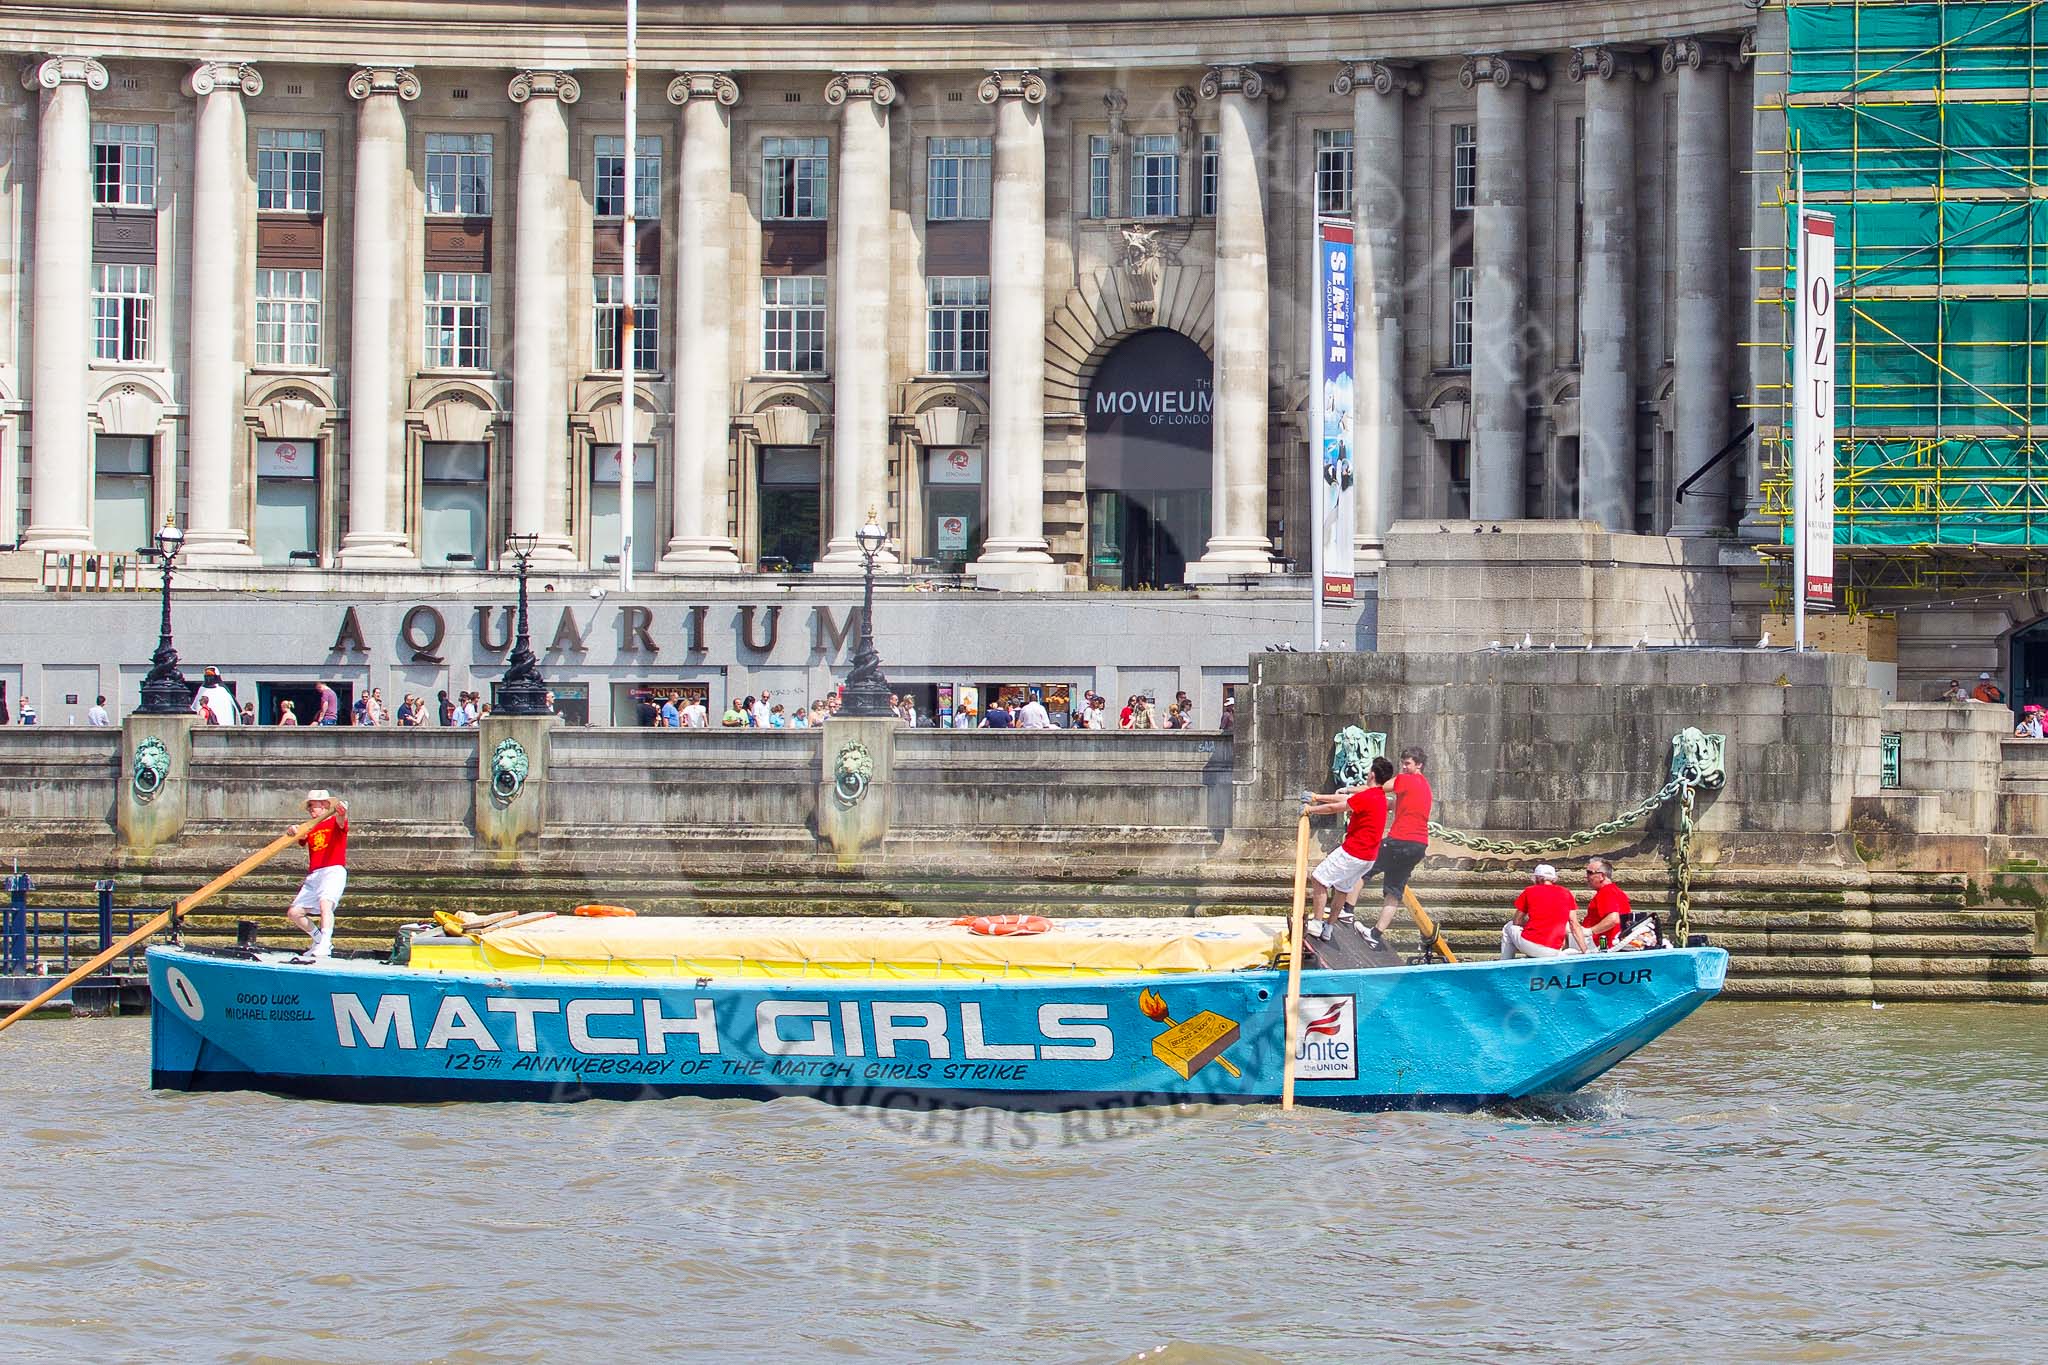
left=572, top=904, right=637, bottom=918
left=951, top=914, right=1053, bottom=936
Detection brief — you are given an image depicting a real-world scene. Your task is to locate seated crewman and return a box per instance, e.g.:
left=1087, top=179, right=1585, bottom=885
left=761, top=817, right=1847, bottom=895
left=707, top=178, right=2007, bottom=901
left=1501, top=863, right=1593, bottom=960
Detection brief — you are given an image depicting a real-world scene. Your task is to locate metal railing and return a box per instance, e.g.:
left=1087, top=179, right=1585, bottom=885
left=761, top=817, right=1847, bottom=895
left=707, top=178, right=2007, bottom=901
left=39, top=549, right=152, bottom=592
left=2, top=875, right=156, bottom=976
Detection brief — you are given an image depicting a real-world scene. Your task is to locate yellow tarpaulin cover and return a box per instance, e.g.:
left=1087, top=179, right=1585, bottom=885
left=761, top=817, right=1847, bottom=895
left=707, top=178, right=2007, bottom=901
left=407, top=915, right=1288, bottom=981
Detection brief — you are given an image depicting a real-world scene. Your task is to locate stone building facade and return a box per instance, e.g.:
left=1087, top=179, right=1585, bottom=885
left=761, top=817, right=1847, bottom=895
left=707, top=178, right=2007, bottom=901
left=0, top=1, right=1763, bottom=581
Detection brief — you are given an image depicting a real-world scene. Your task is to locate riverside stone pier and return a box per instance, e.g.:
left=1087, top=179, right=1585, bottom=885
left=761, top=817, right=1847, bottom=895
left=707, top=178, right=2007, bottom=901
left=0, top=648, right=2042, bottom=1000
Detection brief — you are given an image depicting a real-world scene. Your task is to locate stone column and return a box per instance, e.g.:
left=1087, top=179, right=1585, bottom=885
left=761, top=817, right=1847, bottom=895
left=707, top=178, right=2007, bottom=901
left=339, top=65, right=420, bottom=565
left=19, top=55, right=106, bottom=554
left=1336, top=60, right=1419, bottom=568
left=182, top=60, right=263, bottom=564
left=1460, top=54, right=1544, bottom=522
left=818, top=71, right=898, bottom=571
left=968, top=69, right=1061, bottom=591
left=1187, top=63, right=1282, bottom=582
left=660, top=72, right=742, bottom=570
left=1569, top=46, right=1647, bottom=533
left=507, top=69, right=580, bottom=563
left=1667, top=37, right=1738, bottom=537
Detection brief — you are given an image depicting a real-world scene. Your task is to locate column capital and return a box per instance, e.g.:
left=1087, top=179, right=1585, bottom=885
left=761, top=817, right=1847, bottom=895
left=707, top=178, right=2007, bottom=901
left=667, top=71, right=740, bottom=107
left=1568, top=46, right=1651, bottom=83
left=21, top=55, right=108, bottom=93
left=977, top=69, right=1048, bottom=105
left=825, top=71, right=897, bottom=107
left=1334, top=61, right=1420, bottom=98
left=348, top=66, right=420, bottom=101
left=184, top=60, right=262, bottom=99
left=1199, top=64, right=1284, bottom=102
left=508, top=69, right=581, bottom=105
left=1459, top=54, right=1548, bottom=92
left=1662, top=37, right=1743, bottom=74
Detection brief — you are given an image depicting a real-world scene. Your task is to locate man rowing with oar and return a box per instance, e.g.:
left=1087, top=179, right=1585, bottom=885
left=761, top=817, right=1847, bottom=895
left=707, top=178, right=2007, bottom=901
left=285, top=789, right=348, bottom=963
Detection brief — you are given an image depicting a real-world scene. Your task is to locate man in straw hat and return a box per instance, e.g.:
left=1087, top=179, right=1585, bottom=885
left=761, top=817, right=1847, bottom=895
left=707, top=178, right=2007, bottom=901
left=1500, top=862, right=1594, bottom=960
left=285, top=789, right=349, bottom=963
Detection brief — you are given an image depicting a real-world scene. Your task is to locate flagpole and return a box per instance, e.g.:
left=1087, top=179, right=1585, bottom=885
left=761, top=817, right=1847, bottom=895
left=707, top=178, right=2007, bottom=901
left=618, top=0, right=639, bottom=593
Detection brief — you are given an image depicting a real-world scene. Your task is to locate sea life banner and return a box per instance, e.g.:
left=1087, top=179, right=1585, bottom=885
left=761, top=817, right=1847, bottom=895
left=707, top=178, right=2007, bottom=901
left=1314, top=218, right=1356, bottom=605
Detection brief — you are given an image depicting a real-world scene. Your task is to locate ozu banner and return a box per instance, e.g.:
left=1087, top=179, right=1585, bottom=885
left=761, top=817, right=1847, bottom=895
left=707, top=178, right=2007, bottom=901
left=1794, top=209, right=1836, bottom=608
left=1314, top=219, right=1356, bottom=605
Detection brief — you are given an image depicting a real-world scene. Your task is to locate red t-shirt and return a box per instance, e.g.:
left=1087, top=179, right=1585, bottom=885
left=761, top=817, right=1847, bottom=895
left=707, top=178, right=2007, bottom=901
left=303, top=813, right=348, bottom=870
left=1587, top=880, right=1631, bottom=948
left=1341, top=787, right=1388, bottom=860
left=1388, top=772, right=1432, bottom=844
left=1513, top=882, right=1577, bottom=950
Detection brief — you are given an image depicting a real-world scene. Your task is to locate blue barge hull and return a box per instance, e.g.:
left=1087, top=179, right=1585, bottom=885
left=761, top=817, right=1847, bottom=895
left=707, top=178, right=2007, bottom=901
left=148, top=945, right=1726, bottom=1111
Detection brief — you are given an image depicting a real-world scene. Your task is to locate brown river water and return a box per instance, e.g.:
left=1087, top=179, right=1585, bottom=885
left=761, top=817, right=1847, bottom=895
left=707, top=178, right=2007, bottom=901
left=1, top=1003, right=2042, bottom=1362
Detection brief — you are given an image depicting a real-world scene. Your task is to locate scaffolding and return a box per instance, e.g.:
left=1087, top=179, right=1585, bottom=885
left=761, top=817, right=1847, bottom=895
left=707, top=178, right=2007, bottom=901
left=1756, top=1, right=2048, bottom=608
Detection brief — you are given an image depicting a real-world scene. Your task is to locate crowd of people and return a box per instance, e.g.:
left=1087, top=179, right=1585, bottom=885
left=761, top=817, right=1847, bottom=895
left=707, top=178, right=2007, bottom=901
left=1301, top=749, right=1659, bottom=960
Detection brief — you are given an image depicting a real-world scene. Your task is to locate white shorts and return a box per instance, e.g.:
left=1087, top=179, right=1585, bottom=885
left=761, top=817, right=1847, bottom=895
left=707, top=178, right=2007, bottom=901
left=291, top=865, right=348, bottom=912
left=1311, top=847, right=1375, bottom=894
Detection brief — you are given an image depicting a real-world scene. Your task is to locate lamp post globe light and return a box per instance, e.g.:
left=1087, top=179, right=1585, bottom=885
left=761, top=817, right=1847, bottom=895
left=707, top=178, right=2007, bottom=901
left=137, top=517, right=192, bottom=715
left=837, top=507, right=896, bottom=718
left=495, top=531, right=553, bottom=717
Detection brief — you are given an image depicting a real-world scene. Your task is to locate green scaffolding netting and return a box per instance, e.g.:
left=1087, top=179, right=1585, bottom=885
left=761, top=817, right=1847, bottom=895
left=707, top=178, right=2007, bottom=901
left=1779, top=2, right=2048, bottom=547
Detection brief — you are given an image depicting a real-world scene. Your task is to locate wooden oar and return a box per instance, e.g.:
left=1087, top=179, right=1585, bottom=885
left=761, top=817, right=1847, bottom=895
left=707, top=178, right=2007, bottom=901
left=0, top=819, right=317, bottom=1036
left=1281, top=811, right=1312, bottom=1112
left=1403, top=888, right=1460, bottom=964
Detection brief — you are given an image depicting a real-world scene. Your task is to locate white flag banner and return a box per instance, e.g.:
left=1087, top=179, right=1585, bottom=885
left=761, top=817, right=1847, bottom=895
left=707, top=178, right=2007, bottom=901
left=1795, top=210, right=1836, bottom=607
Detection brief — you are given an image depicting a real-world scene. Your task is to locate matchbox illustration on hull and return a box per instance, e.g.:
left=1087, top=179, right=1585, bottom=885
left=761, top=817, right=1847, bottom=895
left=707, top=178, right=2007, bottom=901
left=149, top=945, right=1726, bottom=1111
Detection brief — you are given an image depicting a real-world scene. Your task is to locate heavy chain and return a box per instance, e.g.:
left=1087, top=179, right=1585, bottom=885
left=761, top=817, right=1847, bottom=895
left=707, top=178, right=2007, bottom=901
left=1673, top=786, right=1697, bottom=946
left=1426, top=776, right=1685, bottom=857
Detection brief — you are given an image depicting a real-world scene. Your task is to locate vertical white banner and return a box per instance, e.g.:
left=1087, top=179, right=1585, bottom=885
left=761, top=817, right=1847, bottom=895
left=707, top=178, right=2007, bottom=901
left=1795, top=210, right=1836, bottom=607
left=1314, top=218, right=1357, bottom=607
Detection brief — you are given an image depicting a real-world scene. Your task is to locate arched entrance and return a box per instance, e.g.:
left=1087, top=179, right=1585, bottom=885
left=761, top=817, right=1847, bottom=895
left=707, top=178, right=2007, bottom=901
left=1085, top=329, right=1212, bottom=588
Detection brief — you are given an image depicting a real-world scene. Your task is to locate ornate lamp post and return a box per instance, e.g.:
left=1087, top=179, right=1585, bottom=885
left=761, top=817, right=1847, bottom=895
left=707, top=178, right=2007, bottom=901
left=837, top=507, right=896, bottom=718
left=495, top=532, right=552, bottom=716
left=137, top=518, right=192, bottom=715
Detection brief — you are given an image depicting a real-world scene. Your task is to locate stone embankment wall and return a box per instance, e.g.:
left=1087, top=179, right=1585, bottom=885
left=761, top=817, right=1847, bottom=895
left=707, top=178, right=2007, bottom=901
left=0, top=649, right=2041, bottom=999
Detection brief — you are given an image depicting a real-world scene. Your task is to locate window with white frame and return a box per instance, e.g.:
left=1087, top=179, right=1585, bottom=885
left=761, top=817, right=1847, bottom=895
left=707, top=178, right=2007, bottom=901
left=424, top=271, right=491, bottom=368
left=93, top=435, right=153, bottom=553
left=762, top=276, right=826, bottom=373
left=1199, top=133, right=1219, bottom=217
left=256, top=129, right=324, bottom=213
left=927, top=137, right=992, bottom=220
left=92, top=124, right=156, bottom=207
left=594, top=135, right=661, bottom=219
left=1315, top=128, right=1354, bottom=215
left=92, top=263, right=152, bottom=362
left=1088, top=135, right=1111, bottom=219
left=255, top=268, right=321, bottom=366
left=762, top=137, right=828, bottom=220
left=926, top=276, right=990, bottom=374
left=1450, top=265, right=1474, bottom=370
left=1129, top=134, right=1179, bottom=218
left=425, top=132, right=492, bottom=216
left=1452, top=124, right=1477, bottom=211
left=420, top=441, right=489, bottom=566
left=593, top=273, right=659, bottom=372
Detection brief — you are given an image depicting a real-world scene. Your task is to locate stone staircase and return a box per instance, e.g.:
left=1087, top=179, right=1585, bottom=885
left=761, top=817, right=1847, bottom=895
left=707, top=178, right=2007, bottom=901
left=12, top=856, right=2043, bottom=1002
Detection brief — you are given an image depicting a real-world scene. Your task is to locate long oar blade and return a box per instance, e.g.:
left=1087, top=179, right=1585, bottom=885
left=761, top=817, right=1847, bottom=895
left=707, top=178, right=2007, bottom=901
left=1282, top=812, right=1312, bottom=1111
left=0, top=819, right=316, bottom=1036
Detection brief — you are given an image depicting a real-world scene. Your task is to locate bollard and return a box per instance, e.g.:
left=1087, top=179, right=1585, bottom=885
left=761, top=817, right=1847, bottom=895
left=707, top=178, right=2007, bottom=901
left=4, top=873, right=29, bottom=976
left=96, top=880, right=116, bottom=964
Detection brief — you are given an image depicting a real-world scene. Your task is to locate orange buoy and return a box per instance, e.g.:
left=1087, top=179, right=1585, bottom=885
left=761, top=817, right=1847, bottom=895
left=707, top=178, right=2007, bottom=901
left=572, top=904, right=637, bottom=918
left=950, top=914, right=1052, bottom=936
